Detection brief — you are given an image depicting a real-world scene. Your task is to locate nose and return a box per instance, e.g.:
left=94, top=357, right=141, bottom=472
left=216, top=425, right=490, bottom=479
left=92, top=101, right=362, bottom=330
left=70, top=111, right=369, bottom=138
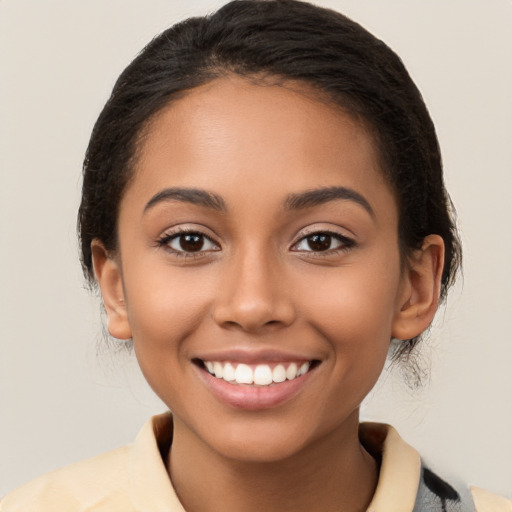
left=212, top=248, right=296, bottom=333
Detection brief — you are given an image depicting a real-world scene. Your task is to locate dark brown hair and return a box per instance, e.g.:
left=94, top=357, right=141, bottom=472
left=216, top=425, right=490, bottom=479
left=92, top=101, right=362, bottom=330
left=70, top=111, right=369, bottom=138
left=78, top=0, right=462, bottom=362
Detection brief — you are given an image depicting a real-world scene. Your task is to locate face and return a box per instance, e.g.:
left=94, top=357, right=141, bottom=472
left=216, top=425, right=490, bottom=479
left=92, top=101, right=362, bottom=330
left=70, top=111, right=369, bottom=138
left=96, top=76, right=428, bottom=463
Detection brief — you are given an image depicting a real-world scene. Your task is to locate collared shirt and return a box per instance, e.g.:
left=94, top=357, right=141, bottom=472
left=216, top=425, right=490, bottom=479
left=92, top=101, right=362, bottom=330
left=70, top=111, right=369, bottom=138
left=1, top=413, right=510, bottom=511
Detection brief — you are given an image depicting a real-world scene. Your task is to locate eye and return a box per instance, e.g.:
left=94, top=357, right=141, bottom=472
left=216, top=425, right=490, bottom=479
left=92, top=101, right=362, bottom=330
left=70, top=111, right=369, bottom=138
left=158, top=231, right=220, bottom=254
left=292, top=232, right=354, bottom=253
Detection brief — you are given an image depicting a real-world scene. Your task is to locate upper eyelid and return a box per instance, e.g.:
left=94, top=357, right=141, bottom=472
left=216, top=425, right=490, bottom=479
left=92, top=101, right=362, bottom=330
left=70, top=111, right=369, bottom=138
left=291, top=227, right=354, bottom=245
left=157, top=228, right=221, bottom=253
left=160, top=225, right=220, bottom=241
left=157, top=233, right=220, bottom=260
left=167, top=231, right=218, bottom=243
left=292, top=232, right=353, bottom=247
left=288, top=233, right=355, bottom=258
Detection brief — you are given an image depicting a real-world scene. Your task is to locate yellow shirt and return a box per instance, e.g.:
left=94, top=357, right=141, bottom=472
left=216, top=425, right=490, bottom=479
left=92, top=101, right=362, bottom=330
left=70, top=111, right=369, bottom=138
left=1, top=413, right=510, bottom=512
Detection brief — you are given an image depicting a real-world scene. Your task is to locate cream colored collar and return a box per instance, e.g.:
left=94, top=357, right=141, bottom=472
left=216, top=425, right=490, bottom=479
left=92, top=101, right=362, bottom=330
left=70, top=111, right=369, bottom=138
left=128, top=413, right=422, bottom=512
left=361, top=422, right=421, bottom=512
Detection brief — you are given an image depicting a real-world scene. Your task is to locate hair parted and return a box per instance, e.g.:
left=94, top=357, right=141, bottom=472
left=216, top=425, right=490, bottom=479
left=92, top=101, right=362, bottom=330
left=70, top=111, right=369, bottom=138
left=78, top=0, right=462, bottom=362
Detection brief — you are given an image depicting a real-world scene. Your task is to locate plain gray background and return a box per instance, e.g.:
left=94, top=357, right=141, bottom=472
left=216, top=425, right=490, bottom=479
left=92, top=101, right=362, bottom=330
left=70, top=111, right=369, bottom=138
left=1, top=0, right=511, bottom=498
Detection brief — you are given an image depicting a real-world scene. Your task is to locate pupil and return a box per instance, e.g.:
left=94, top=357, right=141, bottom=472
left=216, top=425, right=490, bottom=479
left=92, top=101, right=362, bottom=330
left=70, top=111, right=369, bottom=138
left=181, top=234, right=204, bottom=252
left=308, top=234, right=331, bottom=251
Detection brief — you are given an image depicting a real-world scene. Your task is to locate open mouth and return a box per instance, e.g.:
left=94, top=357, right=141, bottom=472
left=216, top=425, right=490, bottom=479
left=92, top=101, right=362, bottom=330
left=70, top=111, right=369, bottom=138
left=193, top=359, right=320, bottom=386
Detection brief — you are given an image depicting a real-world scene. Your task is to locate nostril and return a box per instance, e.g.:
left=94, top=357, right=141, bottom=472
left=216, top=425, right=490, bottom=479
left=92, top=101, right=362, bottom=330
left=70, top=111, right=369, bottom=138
left=213, top=292, right=296, bottom=332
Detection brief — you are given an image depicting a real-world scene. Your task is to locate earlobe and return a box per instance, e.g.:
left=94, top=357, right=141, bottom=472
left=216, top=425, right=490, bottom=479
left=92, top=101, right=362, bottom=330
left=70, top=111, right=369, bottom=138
left=392, top=235, right=445, bottom=341
left=91, top=240, right=132, bottom=340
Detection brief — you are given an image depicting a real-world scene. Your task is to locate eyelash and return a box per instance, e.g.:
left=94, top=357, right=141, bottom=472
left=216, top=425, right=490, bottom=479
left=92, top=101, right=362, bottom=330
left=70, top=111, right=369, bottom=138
left=156, top=229, right=220, bottom=258
left=291, top=230, right=356, bottom=256
left=156, top=229, right=356, bottom=258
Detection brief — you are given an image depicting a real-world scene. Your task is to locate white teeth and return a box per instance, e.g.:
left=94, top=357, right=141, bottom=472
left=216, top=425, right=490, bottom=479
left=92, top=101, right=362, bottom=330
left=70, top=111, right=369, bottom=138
left=286, top=363, right=298, bottom=380
left=298, top=362, right=310, bottom=376
left=254, top=365, right=273, bottom=386
left=203, top=360, right=313, bottom=386
left=213, top=362, right=224, bottom=378
left=235, top=364, right=253, bottom=384
left=223, top=362, right=236, bottom=382
left=272, top=364, right=287, bottom=383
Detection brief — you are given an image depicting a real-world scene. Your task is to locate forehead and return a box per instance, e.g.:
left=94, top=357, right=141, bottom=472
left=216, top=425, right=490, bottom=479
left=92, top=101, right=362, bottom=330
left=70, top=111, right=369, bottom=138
left=125, top=75, right=395, bottom=218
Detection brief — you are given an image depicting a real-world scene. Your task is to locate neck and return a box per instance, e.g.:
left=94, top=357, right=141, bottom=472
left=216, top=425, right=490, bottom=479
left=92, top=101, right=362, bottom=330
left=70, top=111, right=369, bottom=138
left=167, top=412, right=378, bottom=512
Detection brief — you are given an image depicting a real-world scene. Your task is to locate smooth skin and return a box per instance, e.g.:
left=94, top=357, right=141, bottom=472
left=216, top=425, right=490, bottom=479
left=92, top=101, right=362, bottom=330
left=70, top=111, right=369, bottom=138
left=92, top=75, right=444, bottom=512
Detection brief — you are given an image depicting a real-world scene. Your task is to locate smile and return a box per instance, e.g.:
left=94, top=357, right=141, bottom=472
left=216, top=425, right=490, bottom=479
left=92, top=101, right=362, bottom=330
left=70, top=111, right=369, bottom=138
left=193, top=356, right=321, bottom=410
left=201, top=361, right=313, bottom=386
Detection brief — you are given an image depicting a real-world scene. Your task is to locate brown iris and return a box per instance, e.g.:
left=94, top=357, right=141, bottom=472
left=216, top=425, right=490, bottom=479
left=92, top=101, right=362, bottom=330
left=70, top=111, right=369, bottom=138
left=306, top=234, right=332, bottom=251
left=180, top=233, right=204, bottom=252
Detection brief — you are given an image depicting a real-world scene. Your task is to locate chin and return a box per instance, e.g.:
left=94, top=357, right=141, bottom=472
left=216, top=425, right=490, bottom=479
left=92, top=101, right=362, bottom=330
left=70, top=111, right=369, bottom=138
left=215, top=433, right=310, bottom=464
left=197, top=413, right=330, bottom=464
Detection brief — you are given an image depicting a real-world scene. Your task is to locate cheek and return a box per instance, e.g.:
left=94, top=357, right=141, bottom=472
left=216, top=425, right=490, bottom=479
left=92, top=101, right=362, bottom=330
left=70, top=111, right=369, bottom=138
left=304, top=265, right=399, bottom=328
left=306, top=277, right=397, bottom=412
left=122, top=266, right=216, bottom=382
left=124, top=261, right=214, bottom=331
left=297, top=256, right=401, bottom=369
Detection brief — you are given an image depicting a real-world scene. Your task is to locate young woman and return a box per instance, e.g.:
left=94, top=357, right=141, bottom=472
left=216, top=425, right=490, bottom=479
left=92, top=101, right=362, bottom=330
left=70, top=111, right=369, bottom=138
left=2, top=1, right=510, bottom=511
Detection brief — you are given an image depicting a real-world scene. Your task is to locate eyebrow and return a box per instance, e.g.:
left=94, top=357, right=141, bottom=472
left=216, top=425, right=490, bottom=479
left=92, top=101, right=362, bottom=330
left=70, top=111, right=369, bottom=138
left=284, top=186, right=375, bottom=217
left=144, top=187, right=227, bottom=213
left=144, top=185, right=374, bottom=217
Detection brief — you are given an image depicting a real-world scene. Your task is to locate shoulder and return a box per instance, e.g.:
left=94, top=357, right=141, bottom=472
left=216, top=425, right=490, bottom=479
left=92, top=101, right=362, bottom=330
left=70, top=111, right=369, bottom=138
left=361, top=422, right=511, bottom=512
left=1, top=412, right=178, bottom=512
left=471, top=487, right=512, bottom=512
left=416, top=465, right=512, bottom=512
left=0, top=445, right=134, bottom=512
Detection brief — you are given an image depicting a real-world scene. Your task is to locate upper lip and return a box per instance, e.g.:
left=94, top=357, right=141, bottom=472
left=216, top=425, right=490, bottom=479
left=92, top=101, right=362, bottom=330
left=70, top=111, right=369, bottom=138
left=193, top=348, right=320, bottom=364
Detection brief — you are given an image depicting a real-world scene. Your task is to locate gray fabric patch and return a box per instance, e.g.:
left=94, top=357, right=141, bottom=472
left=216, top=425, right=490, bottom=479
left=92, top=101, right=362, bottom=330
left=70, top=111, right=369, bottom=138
left=412, top=465, right=477, bottom=512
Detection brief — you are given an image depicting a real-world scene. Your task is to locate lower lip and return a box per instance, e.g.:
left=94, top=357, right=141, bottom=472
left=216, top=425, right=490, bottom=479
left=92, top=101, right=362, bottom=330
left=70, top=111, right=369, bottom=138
left=196, top=365, right=316, bottom=411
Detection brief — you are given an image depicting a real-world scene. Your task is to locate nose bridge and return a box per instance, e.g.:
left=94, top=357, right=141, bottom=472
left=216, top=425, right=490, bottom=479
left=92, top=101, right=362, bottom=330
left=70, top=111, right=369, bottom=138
left=213, top=242, right=295, bottom=332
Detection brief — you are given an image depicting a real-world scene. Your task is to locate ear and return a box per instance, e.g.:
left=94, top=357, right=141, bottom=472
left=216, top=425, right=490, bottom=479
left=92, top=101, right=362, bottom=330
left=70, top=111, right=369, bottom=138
left=392, top=235, right=445, bottom=341
left=91, top=240, right=132, bottom=340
